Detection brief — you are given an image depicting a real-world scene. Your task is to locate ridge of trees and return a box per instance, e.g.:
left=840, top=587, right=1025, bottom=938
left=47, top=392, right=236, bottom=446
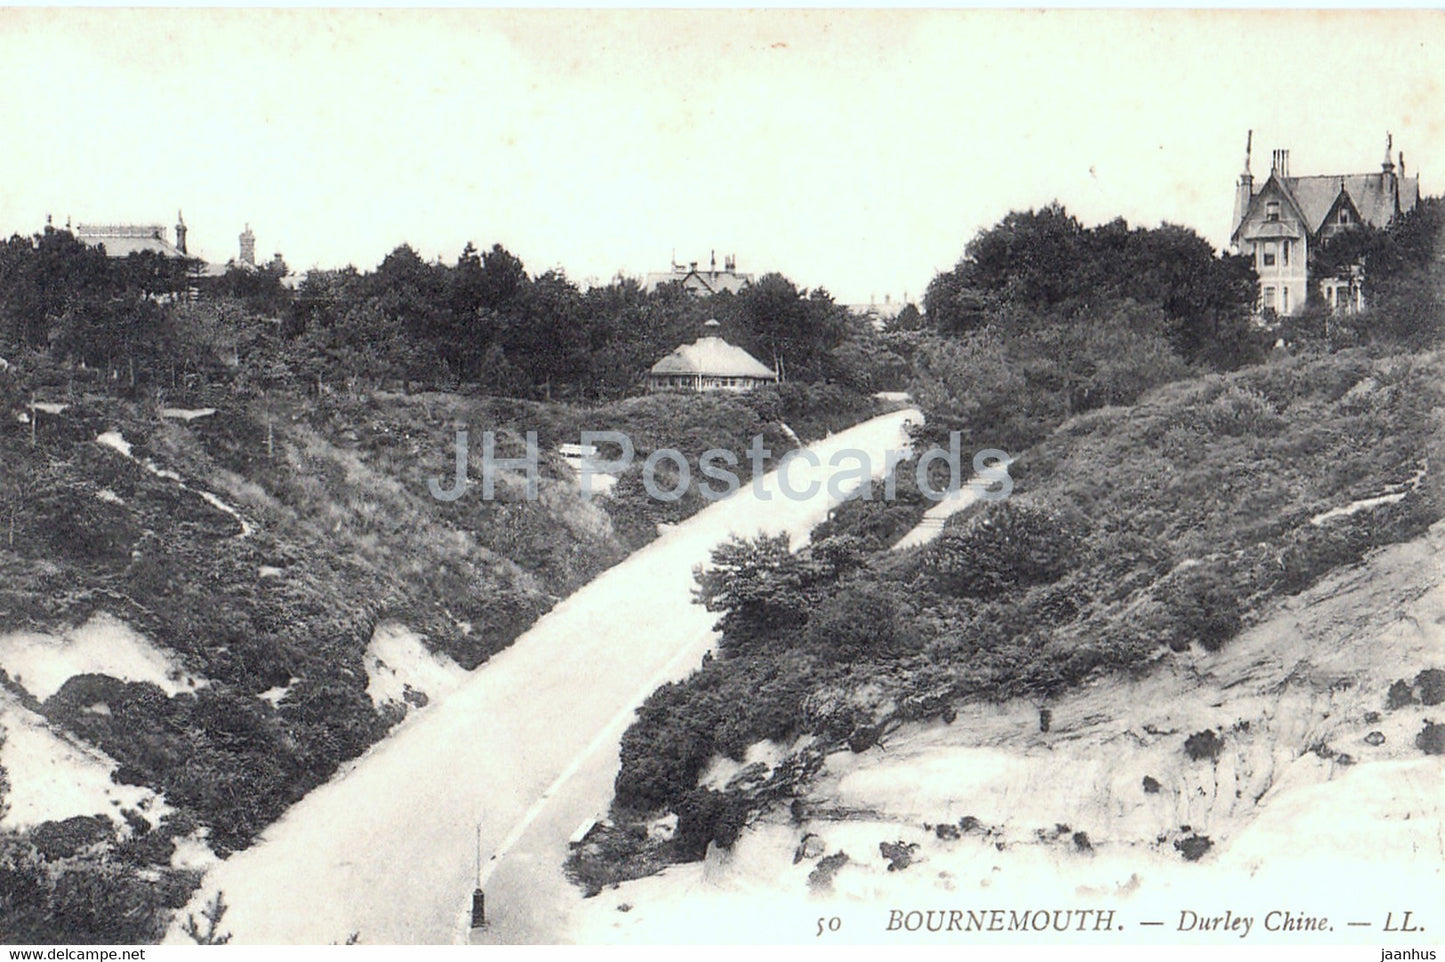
left=0, top=232, right=884, bottom=404
left=920, top=202, right=1260, bottom=369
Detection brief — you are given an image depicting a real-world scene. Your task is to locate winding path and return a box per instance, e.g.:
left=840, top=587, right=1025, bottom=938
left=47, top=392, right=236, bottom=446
left=166, top=408, right=920, bottom=944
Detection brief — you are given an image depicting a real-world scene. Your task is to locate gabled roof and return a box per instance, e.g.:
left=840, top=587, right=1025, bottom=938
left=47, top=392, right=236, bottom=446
left=649, top=334, right=777, bottom=379
left=643, top=268, right=753, bottom=295
left=1284, top=173, right=1408, bottom=232
left=1234, top=169, right=1421, bottom=242
left=1232, top=175, right=1309, bottom=245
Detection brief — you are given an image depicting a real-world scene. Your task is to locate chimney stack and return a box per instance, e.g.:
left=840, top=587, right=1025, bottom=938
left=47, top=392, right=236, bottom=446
left=175, top=210, right=187, bottom=255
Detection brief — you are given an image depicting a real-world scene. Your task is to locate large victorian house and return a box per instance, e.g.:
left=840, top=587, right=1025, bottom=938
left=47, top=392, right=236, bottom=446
left=1230, top=133, right=1420, bottom=318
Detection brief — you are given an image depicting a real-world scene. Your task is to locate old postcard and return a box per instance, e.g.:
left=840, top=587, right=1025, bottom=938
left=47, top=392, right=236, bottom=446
left=0, top=8, right=1440, bottom=952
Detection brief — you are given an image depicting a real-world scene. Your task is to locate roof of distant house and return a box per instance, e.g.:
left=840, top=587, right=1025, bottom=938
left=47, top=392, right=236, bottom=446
left=1234, top=165, right=1421, bottom=244
left=1281, top=173, right=1419, bottom=234
left=649, top=334, right=777, bottom=379
left=643, top=264, right=753, bottom=295
left=74, top=224, right=189, bottom=259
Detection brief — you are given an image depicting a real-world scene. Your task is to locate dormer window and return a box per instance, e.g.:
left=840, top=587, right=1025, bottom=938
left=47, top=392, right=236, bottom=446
left=1339, top=208, right=1351, bottom=224
left=1265, top=201, right=1281, bottom=222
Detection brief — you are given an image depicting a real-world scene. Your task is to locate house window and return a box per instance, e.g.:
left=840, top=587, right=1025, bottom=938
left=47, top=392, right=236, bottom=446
left=1262, top=243, right=1276, bottom=267
left=1281, top=288, right=1290, bottom=313
left=1266, top=201, right=1281, bottom=222
left=1262, top=286, right=1276, bottom=312
left=1339, top=208, right=1351, bottom=224
left=1282, top=240, right=1290, bottom=267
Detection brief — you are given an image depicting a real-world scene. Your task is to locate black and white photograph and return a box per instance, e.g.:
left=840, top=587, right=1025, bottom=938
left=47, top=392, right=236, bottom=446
left=0, top=8, right=1441, bottom=949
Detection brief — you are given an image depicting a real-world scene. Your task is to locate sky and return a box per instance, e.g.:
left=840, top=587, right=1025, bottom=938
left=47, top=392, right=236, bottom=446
left=0, top=9, right=1442, bottom=305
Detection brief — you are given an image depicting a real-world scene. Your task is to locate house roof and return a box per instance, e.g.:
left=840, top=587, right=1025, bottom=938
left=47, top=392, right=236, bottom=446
left=1284, top=173, right=1411, bottom=232
left=1235, top=170, right=1421, bottom=241
left=1400, top=175, right=1421, bottom=212
left=74, top=224, right=189, bottom=259
left=643, top=268, right=753, bottom=295
left=649, top=334, right=777, bottom=379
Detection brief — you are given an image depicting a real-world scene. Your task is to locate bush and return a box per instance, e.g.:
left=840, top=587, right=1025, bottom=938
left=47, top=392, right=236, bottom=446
left=803, top=581, right=905, bottom=662
left=673, top=789, right=747, bottom=861
left=1174, top=834, right=1213, bottom=861
left=926, top=501, right=1085, bottom=598
left=1387, top=679, right=1416, bottom=709
left=1416, top=721, right=1445, bottom=756
left=1161, top=564, right=1244, bottom=652
left=614, top=679, right=721, bottom=811
left=1183, top=729, right=1223, bottom=762
left=1416, top=668, right=1445, bottom=707
left=29, top=817, right=114, bottom=861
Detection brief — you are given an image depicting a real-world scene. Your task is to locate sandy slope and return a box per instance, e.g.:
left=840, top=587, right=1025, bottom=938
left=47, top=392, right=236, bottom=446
left=164, top=408, right=919, bottom=945
left=570, top=519, right=1445, bottom=944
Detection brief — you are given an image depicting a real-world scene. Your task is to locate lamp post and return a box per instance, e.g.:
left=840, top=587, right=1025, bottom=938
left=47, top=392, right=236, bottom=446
left=470, top=823, right=486, bottom=928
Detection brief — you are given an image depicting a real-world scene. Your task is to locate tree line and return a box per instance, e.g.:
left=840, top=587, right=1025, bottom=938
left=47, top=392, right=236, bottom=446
left=0, top=230, right=881, bottom=403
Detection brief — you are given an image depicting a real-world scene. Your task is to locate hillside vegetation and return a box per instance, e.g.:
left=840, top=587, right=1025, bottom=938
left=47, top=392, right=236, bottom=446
left=574, top=201, right=1445, bottom=890
left=0, top=230, right=906, bottom=941
left=0, top=368, right=854, bottom=940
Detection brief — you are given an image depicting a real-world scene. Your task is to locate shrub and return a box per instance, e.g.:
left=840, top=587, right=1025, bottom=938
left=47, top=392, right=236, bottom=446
left=1183, top=729, right=1223, bottom=762
left=803, top=581, right=904, bottom=662
left=673, top=789, right=747, bottom=861
left=807, top=851, right=850, bottom=892
left=1417, top=721, right=1445, bottom=756
left=29, top=816, right=115, bottom=861
left=1196, top=384, right=1282, bottom=437
left=1161, top=564, right=1244, bottom=652
left=1387, top=679, right=1415, bottom=709
left=1416, top=668, right=1445, bottom=707
left=1174, top=834, right=1213, bottom=861
left=926, top=501, right=1085, bottom=598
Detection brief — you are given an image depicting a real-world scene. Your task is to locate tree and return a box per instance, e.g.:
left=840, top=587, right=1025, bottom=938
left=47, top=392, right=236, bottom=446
left=885, top=302, right=924, bottom=333
left=732, top=273, right=844, bottom=383
left=922, top=205, right=1258, bottom=368
left=693, top=534, right=808, bottom=653
left=0, top=229, right=115, bottom=350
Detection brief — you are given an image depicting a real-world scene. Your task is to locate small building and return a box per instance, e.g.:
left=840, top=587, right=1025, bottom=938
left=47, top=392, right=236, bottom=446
left=647, top=321, right=778, bottom=393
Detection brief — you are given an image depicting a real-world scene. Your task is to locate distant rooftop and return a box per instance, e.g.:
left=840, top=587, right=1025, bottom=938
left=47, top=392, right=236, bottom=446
left=643, top=253, right=752, bottom=295
left=74, top=223, right=188, bottom=259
